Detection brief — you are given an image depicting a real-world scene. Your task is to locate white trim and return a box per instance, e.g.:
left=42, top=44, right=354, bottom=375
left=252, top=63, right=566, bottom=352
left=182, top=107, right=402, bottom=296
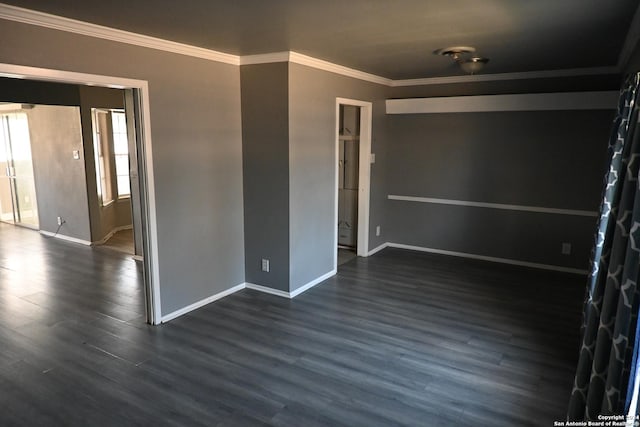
left=388, top=195, right=599, bottom=217
left=247, top=270, right=337, bottom=299
left=367, top=242, right=389, bottom=256
left=240, top=51, right=290, bottom=65
left=335, top=98, right=373, bottom=262
left=386, top=243, right=589, bottom=275
left=39, top=230, right=92, bottom=245
left=289, top=52, right=391, bottom=86
left=245, top=283, right=291, bottom=298
left=386, top=91, right=619, bottom=114
left=0, top=3, right=239, bottom=65
left=92, top=224, right=133, bottom=245
left=0, top=62, right=163, bottom=326
left=160, top=283, right=245, bottom=323
left=0, top=62, right=145, bottom=89
left=391, top=66, right=620, bottom=87
left=290, top=269, right=336, bottom=298
left=617, top=4, right=640, bottom=70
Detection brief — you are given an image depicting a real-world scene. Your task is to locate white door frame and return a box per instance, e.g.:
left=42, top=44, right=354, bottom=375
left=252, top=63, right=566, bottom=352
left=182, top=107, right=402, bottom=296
left=335, top=97, right=372, bottom=267
left=0, top=62, right=162, bottom=325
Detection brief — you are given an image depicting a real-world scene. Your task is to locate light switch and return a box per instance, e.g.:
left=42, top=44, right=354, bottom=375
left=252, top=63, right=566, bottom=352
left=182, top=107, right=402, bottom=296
left=72, top=150, right=80, bottom=160
left=370, top=153, right=376, bottom=164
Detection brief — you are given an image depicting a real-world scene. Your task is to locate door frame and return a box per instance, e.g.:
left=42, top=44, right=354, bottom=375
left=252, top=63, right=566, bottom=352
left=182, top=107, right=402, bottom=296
left=335, top=97, right=372, bottom=267
left=0, top=62, right=162, bottom=325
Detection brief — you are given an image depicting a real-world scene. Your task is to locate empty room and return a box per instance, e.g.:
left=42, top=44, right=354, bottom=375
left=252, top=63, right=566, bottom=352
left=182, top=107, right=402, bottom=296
left=0, top=1, right=639, bottom=426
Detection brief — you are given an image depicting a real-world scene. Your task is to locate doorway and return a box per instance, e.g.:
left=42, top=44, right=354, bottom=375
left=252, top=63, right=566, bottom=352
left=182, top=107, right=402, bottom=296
left=0, top=108, right=39, bottom=229
left=335, top=98, right=372, bottom=268
left=0, top=63, right=161, bottom=325
left=337, top=105, right=360, bottom=265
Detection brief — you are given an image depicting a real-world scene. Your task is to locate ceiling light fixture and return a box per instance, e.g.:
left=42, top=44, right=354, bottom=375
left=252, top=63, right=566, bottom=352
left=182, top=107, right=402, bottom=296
left=434, top=46, right=490, bottom=75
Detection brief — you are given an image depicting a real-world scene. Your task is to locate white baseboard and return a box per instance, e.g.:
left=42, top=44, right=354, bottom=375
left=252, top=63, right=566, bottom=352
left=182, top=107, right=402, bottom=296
left=246, top=269, right=337, bottom=299
left=386, top=243, right=588, bottom=275
left=245, top=282, right=291, bottom=298
left=367, top=242, right=389, bottom=256
left=92, top=224, right=133, bottom=245
left=161, top=283, right=245, bottom=323
left=290, top=269, right=336, bottom=297
left=40, top=230, right=91, bottom=246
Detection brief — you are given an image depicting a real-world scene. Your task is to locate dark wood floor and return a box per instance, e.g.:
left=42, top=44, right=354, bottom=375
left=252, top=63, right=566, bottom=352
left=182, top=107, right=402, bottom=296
left=0, top=222, right=584, bottom=426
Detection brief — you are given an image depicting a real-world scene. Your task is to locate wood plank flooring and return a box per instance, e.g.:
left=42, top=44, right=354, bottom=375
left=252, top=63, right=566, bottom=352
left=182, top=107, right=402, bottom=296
left=101, top=228, right=135, bottom=255
left=0, top=222, right=584, bottom=426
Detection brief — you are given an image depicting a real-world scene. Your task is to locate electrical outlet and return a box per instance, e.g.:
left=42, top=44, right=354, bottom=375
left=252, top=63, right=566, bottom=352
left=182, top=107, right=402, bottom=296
left=57, top=216, right=63, bottom=226
left=261, top=259, right=270, bottom=272
left=376, top=225, right=381, bottom=236
left=562, top=242, right=571, bottom=255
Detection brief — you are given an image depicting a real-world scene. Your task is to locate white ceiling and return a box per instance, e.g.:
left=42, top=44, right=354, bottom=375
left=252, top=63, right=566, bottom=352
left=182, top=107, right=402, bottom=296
left=2, top=0, right=638, bottom=79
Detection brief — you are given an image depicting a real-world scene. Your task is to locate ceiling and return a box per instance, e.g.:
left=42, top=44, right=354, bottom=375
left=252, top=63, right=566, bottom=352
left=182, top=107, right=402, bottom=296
left=2, top=0, right=639, bottom=80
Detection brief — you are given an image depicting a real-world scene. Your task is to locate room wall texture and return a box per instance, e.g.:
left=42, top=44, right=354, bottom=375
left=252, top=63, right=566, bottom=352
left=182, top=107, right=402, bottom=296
left=241, top=62, right=290, bottom=291
left=0, top=18, right=246, bottom=316
left=384, top=108, right=613, bottom=270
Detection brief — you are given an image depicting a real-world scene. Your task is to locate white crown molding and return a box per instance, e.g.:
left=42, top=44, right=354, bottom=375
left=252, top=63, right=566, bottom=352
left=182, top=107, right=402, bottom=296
left=288, top=52, right=392, bottom=86
left=0, top=2, right=626, bottom=86
left=0, top=3, right=240, bottom=65
left=391, top=66, right=620, bottom=87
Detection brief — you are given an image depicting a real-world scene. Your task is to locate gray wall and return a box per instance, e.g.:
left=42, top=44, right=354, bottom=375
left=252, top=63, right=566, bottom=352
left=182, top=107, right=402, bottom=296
left=27, top=105, right=91, bottom=240
left=241, top=63, right=290, bottom=291
left=385, top=109, right=613, bottom=270
left=0, top=18, right=245, bottom=316
left=288, top=63, right=390, bottom=290
left=78, top=86, right=131, bottom=243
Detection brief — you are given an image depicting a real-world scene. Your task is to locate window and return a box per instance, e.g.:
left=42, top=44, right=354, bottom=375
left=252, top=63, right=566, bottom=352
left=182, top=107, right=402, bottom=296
left=111, top=111, right=130, bottom=198
left=92, top=108, right=130, bottom=206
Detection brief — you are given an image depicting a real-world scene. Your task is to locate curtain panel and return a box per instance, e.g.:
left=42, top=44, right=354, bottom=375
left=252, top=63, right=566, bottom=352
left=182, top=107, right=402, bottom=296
left=568, top=72, right=640, bottom=420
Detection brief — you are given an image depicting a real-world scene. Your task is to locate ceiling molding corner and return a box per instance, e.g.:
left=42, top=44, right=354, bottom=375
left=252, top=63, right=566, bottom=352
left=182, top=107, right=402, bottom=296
left=239, top=52, right=291, bottom=65
left=0, top=2, right=240, bottom=65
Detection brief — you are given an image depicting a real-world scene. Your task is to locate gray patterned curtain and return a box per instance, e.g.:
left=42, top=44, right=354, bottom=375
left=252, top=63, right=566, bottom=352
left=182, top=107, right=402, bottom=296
left=568, top=72, right=640, bottom=420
